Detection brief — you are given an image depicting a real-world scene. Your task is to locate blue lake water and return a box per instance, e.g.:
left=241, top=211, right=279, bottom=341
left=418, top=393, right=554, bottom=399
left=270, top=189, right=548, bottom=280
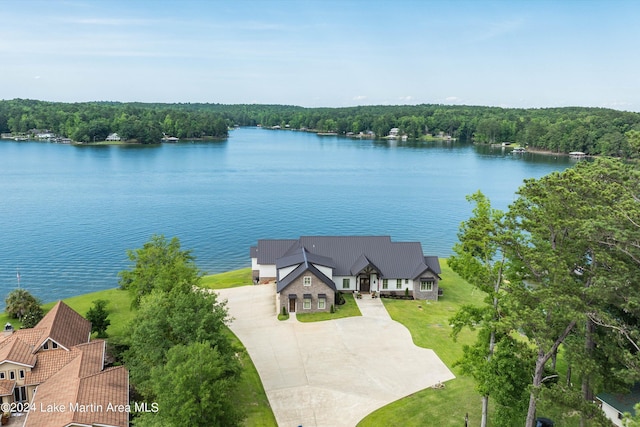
left=0, top=127, right=574, bottom=305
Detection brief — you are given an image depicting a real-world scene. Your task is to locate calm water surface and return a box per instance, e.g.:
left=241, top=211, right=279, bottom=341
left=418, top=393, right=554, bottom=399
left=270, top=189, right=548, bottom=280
left=0, top=127, right=574, bottom=304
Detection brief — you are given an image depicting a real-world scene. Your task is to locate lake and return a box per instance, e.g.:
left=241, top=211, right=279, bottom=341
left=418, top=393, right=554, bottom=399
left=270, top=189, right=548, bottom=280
left=0, top=127, right=574, bottom=305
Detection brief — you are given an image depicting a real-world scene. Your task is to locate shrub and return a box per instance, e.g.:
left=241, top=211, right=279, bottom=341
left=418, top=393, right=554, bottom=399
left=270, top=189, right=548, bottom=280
left=330, top=304, right=335, bottom=314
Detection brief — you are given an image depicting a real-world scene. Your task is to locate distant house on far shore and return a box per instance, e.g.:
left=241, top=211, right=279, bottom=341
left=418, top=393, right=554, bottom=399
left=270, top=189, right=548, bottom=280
left=106, top=133, right=121, bottom=141
left=597, top=384, right=640, bottom=426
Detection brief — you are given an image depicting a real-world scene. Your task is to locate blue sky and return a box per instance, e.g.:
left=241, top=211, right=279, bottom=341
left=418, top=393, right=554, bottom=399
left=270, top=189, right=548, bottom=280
left=1, top=0, right=639, bottom=110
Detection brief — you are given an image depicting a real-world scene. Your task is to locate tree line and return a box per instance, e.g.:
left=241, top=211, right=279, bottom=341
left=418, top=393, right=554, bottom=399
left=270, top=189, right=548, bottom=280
left=449, top=152, right=640, bottom=426
left=0, top=99, right=229, bottom=143
left=2, top=99, right=640, bottom=155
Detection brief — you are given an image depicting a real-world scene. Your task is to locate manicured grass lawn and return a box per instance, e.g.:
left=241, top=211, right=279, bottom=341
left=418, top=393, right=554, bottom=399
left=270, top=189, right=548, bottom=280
left=0, top=288, right=135, bottom=339
left=200, top=267, right=253, bottom=289
left=225, top=329, right=278, bottom=427
left=295, top=292, right=362, bottom=322
left=357, top=260, right=489, bottom=427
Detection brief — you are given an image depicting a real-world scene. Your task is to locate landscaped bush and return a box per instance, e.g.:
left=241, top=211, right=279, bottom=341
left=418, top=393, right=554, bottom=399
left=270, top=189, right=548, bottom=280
left=336, top=292, right=346, bottom=305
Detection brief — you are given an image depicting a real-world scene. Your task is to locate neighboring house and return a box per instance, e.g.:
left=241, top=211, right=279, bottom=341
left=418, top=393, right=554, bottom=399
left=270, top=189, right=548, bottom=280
left=106, top=133, right=121, bottom=141
left=251, top=236, right=441, bottom=314
left=597, top=383, right=640, bottom=426
left=0, top=301, right=129, bottom=427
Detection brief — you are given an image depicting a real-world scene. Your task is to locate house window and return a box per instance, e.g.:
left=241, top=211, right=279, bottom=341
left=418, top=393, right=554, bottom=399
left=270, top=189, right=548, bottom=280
left=0, top=372, right=5, bottom=380
left=303, top=276, right=312, bottom=286
left=342, top=278, right=350, bottom=289
left=19, top=370, right=24, bottom=379
left=13, top=386, right=26, bottom=403
left=9, top=371, right=15, bottom=380
left=318, top=299, right=326, bottom=310
left=420, top=279, right=434, bottom=291
left=303, top=298, right=311, bottom=309
left=396, top=279, right=402, bottom=289
left=43, top=341, right=49, bottom=350
left=405, top=279, right=409, bottom=284
left=382, top=279, right=388, bottom=289
left=52, top=342, right=58, bottom=349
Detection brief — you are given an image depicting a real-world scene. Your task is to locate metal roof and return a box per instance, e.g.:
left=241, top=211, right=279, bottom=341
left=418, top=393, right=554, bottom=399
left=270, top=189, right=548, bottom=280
left=277, top=261, right=336, bottom=293
left=256, top=236, right=440, bottom=280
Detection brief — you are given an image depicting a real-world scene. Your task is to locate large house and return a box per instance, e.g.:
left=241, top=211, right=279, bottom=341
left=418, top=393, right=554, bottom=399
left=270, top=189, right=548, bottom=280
left=0, top=301, right=129, bottom=427
left=251, top=236, right=441, bottom=314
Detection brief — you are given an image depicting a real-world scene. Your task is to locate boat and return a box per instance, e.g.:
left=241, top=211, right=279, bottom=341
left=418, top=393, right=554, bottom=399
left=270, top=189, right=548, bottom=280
left=512, top=147, right=526, bottom=154
left=569, top=151, right=586, bottom=158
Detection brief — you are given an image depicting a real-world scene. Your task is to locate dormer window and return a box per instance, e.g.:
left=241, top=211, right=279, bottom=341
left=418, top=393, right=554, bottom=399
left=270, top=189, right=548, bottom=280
left=9, top=371, right=15, bottom=380
left=19, top=370, right=24, bottom=379
left=43, top=342, right=49, bottom=350
left=52, top=342, right=58, bottom=349
left=0, top=372, right=5, bottom=380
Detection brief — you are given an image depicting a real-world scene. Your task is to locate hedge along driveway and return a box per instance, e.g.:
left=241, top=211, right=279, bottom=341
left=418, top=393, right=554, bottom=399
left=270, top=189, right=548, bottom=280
left=216, top=283, right=455, bottom=427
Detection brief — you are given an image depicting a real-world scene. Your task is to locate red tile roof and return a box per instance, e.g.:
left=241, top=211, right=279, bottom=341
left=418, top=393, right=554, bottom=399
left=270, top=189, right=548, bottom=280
left=23, top=353, right=129, bottom=427
left=32, top=301, right=91, bottom=351
left=0, top=379, right=15, bottom=396
left=0, top=336, right=37, bottom=367
left=0, top=301, right=129, bottom=427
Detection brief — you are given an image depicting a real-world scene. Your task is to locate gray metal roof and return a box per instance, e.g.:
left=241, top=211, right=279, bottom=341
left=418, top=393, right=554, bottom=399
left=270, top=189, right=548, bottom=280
left=276, top=261, right=336, bottom=293
left=254, top=239, right=298, bottom=264
left=257, top=236, right=440, bottom=281
left=276, top=246, right=336, bottom=270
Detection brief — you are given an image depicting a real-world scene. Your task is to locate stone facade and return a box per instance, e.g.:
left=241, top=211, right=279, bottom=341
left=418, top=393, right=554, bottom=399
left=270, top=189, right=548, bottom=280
left=412, top=275, right=439, bottom=300
left=278, top=270, right=335, bottom=314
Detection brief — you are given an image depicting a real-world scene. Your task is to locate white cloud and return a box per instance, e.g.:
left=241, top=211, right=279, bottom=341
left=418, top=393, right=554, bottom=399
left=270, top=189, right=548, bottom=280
left=352, top=95, right=367, bottom=101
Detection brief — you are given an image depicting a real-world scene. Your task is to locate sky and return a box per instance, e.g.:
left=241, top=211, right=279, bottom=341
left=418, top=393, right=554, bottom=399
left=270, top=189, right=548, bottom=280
left=1, top=0, right=639, bottom=110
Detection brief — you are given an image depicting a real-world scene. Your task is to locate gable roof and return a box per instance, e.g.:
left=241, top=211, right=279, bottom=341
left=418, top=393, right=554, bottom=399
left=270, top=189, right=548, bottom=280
left=276, top=246, right=337, bottom=293
left=23, top=340, right=127, bottom=427
left=277, top=261, right=337, bottom=293
left=257, top=236, right=440, bottom=280
left=0, top=335, right=37, bottom=367
left=32, top=301, right=92, bottom=351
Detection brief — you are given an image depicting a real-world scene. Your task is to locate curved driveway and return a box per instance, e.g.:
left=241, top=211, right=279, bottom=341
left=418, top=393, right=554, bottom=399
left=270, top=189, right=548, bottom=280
left=216, top=284, right=454, bottom=427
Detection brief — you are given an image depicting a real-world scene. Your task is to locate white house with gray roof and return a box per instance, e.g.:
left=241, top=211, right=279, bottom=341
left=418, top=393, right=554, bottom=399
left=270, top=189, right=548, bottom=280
left=250, top=236, right=441, bottom=314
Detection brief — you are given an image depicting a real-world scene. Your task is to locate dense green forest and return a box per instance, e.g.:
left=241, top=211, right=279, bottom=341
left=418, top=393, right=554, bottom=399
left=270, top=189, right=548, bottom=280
left=2, top=99, right=640, bottom=156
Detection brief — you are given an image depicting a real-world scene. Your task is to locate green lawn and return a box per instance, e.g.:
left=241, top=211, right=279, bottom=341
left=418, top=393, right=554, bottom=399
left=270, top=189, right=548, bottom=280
left=200, top=267, right=253, bottom=289
left=357, top=260, right=489, bottom=427
left=0, top=288, right=135, bottom=338
left=295, top=292, right=362, bottom=322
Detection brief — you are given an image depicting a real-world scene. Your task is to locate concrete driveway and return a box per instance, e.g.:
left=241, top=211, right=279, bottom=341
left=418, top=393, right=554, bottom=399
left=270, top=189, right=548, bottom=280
left=216, top=284, right=454, bottom=427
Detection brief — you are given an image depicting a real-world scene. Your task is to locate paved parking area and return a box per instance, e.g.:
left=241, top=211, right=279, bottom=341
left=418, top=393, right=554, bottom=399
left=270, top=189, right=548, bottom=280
left=216, top=284, right=454, bottom=427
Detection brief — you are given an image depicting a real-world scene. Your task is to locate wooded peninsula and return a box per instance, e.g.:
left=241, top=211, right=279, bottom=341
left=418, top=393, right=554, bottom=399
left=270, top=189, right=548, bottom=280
left=1, top=99, right=640, bottom=157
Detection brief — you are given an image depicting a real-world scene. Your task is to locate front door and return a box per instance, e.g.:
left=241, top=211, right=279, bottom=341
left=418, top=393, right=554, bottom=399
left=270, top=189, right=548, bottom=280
left=360, top=277, right=370, bottom=292
left=289, top=298, right=296, bottom=313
